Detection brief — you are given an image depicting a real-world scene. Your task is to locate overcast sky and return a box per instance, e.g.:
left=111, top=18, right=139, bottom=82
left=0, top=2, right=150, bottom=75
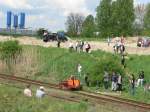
left=0, top=0, right=150, bottom=32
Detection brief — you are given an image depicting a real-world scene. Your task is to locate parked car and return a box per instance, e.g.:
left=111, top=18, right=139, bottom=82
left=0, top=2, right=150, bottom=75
left=43, top=32, right=68, bottom=42
left=137, top=37, right=150, bottom=47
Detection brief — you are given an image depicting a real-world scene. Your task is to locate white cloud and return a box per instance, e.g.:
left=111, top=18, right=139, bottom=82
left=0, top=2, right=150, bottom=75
left=0, top=11, right=4, bottom=17
left=0, top=0, right=32, bottom=9
left=134, top=0, right=149, bottom=6
left=0, top=0, right=91, bottom=16
left=26, top=14, right=58, bottom=29
left=0, top=11, right=5, bottom=28
left=50, top=0, right=91, bottom=16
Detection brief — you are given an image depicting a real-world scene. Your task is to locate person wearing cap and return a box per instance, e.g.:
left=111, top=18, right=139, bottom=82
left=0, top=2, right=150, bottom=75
left=36, top=86, right=46, bottom=98
left=24, top=85, right=32, bottom=97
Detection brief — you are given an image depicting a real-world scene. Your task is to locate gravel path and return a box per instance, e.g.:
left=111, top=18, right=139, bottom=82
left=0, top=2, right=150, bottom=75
left=0, top=35, right=150, bottom=55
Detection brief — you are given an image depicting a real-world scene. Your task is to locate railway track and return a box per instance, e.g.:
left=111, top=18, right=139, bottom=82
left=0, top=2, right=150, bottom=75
left=0, top=81, right=80, bottom=104
left=77, top=91, right=150, bottom=111
left=0, top=73, right=149, bottom=111
left=0, top=73, right=59, bottom=88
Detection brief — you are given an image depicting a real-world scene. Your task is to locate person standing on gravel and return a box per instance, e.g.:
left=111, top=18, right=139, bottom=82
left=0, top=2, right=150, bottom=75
left=121, top=36, right=124, bottom=44
left=69, top=41, right=74, bottom=52
left=107, top=37, right=111, bottom=46
left=80, top=41, right=84, bottom=51
left=57, top=40, right=61, bottom=48
left=75, top=41, right=81, bottom=53
left=56, top=35, right=61, bottom=48
left=75, top=41, right=79, bottom=52
left=120, top=44, right=125, bottom=55
left=85, top=42, right=91, bottom=53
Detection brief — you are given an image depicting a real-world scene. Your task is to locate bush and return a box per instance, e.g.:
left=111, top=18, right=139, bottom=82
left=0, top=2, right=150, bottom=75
left=86, top=51, right=125, bottom=86
left=0, top=40, right=22, bottom=74
left=0, top=40, right=22, bottom=61
left=142, top=29, right=150, bottom=36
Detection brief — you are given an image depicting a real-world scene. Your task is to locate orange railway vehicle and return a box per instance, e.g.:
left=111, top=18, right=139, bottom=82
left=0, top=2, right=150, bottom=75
left=59, top=76, right=82, bottom=90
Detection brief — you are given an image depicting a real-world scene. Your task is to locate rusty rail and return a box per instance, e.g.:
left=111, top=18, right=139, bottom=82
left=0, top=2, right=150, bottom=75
left=77, top=91, right=150, bottom=111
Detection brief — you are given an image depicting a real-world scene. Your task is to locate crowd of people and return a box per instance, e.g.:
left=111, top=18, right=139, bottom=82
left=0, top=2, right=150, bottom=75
left=103, top=71, right=122, bottom=93
left=77, top=63, right=148, bottom=95
left=112, top=37, right=125, bottom=55
left=69, top=41, right=91, bottom=53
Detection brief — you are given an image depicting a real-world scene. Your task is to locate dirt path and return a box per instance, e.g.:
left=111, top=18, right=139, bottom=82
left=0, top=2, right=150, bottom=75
left=0, top=35, right=150, bottom=55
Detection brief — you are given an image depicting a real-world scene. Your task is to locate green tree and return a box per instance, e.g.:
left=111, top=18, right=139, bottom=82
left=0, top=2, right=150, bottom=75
left=111, top=0, right=135, bottom=37
left=82, top=15, right=95, bottom=38
left=36, top=28, right=48, bottom=39
left=143, top=3, right=150, bottom=36
left=66, top=13, right=84, bottom=37
left=96, top=0, right=135, bottom=38
left=96, top=0, right=112, bottom=38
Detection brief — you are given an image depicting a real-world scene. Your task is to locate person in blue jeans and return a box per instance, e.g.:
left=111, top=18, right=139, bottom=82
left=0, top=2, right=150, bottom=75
left=111, top=72, right=118, bottom=91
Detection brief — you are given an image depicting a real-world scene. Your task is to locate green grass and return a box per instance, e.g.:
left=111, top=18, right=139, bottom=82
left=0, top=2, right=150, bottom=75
left=0, top=84, right=88, bottom=112
left=126, top=55, right=150, bottom=82
left=0, top=84, right=142, bottom=112
left=122, top=87, right=150, bottom=104
left=8, top=46, right=123, bottom=84
left=0, top=45, right=150, bottom=104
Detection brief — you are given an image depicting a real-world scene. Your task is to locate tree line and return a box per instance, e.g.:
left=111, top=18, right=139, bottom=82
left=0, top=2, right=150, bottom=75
left=65, top=0, right=150, bottom=38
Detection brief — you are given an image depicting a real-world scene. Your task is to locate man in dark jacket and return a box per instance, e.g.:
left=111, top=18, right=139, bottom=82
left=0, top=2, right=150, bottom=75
left=111, top=72, right=118, bottom=91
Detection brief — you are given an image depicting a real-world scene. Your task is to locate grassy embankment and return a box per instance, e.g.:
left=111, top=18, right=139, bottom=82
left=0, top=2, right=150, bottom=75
left=0, top=45, right=149, bottom=103
left=0, top=84, right=141, bottom=112
left=0, top=84, right=87, bottom=112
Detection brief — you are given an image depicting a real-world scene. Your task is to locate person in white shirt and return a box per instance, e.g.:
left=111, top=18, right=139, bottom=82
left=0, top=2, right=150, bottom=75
left=24, top=85, right=32, bottom=97
left=36, top=86, right=46, bottom=98
left=43, top=31, right=48, bottom=36
left=77, top=64, right=82, bottom=77
left=117, top=73, right=122, bottom=93
left=107, top=37, right=111, bottom=46
left=69, top=41, right=74, bottom=52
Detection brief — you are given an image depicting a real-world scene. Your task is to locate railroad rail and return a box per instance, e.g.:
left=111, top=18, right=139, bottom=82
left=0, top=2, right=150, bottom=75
left=0, top=73, right=59, bottom=88
left=0, top=73, right=149, bottom=111
left=87, top=91, right=150, bottom=108
left=77, top=91, right=150, bottom=111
